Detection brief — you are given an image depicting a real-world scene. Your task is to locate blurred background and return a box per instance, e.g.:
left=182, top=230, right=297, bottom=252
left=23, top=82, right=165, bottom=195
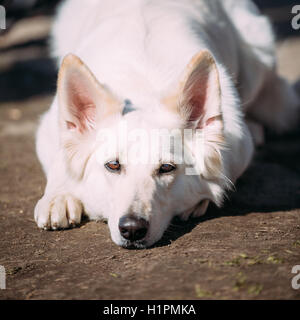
left=0, top=0, right=299, bottom=103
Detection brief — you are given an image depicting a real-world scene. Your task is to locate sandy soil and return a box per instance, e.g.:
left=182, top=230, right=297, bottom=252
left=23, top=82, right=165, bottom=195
left=0, top=15, right=300, bottom=300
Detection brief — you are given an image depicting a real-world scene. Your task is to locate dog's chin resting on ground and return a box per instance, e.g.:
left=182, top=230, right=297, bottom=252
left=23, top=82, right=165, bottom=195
left=34, top=0, right=299, bottom=249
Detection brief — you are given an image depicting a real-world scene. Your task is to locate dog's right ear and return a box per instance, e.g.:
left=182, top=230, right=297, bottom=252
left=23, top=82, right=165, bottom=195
left=57, top=54, right=120, bottom=134
left=57, top=54, right=121, bottom=179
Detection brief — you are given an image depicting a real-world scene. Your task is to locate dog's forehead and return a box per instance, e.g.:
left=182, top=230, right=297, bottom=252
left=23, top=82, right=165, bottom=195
left=95, top=99, right=185, bottom=165
left=120, top=99, right=183, bottom=131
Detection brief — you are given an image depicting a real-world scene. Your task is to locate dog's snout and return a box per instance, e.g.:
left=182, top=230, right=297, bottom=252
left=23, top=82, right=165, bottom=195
left=119, top=216, right=149, bottom=241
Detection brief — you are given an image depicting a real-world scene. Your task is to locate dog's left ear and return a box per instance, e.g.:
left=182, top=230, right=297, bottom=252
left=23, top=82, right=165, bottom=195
left=175, top=50, right=222, bottom=130
left=163, top=50, right=225, bottom=179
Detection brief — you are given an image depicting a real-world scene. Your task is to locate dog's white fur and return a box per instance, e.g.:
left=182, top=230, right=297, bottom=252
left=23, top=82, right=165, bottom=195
left=34, top=0, right=299, bottom=248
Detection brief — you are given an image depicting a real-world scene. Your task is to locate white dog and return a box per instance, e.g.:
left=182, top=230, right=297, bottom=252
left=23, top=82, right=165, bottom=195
left=34, top=0, right=299, bottom=248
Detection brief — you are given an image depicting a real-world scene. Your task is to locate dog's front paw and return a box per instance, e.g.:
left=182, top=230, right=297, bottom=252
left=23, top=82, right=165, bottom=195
left=34, top=195, right=83, bottom=230
left=179, top=200, right=209, bottom=221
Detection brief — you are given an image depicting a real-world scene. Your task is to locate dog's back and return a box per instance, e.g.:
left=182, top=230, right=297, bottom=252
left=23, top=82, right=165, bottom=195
left=50, top=0, right=267, bottom=101
left=51, top=0, right=298, bottom=130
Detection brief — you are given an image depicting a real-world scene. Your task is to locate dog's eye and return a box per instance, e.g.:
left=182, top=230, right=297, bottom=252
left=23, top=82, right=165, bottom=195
left=159, top=163, right=176, bottom=174
left=105, top=160, right=121, bottom=172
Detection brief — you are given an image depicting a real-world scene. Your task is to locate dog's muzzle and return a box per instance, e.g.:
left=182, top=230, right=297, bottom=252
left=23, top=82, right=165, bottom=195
left=118, top=215, right=149, bottom=243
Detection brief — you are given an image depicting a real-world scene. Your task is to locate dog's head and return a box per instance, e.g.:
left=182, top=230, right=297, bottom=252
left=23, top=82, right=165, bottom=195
left=56, top=51, right=227, bottom=248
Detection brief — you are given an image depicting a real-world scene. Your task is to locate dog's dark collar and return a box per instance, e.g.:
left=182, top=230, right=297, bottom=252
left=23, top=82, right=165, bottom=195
left=122, top=99, right=136, bottom=115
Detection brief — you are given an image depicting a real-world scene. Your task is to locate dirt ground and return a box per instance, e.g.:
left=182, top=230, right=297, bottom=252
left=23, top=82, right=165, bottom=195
left=0, top=15, right=300, bottom=300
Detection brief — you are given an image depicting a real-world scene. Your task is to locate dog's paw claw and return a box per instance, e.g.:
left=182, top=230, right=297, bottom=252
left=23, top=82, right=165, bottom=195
left=34, top=195, right=82, bottom=230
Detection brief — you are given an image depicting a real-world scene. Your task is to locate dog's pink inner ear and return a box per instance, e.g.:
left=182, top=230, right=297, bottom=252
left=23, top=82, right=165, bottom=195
left=64, top=70, right=97, bottom=132
left=184, top=72, right=208, bottom=128
left=182, top=51, right=222, bottom=130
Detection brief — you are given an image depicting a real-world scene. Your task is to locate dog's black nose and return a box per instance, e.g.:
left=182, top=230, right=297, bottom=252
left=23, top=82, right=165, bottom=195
left=119, top=216, right=149, bottom=241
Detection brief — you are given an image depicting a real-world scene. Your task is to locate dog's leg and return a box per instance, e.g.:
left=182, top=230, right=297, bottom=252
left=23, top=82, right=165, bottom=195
left=34, top=155, right=83, bottom=230
left=193, top=200, right=210, bottom=218
left=246, top=119, right=265, bottom=147
left=179, top=200, right=209, bottom=221
left=247, top=72, right=300, bottom=133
